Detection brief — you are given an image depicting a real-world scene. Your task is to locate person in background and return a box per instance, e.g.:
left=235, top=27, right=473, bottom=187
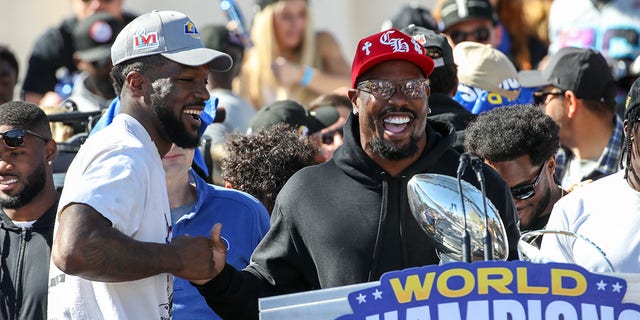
left=21, top=0, right=136, bottom=106
left=380, top=2, right=438, bottom=31
left=64, top=12, right=124, bottom=113
left=221, top=123, right=318, bottom=214
left=199, top=24, right=255, bottom=186
left=0, top=101, right=58, bottom=320
left=308, top=93, right=352, bottom=161
left=192, top=28, right=520, bottom=319
left=434, top=0, right=501, bottom=49
left=523, top=47, right=622, bottom=190
left=464, top=105, right=563, bottom=233
left=0, top=46, right=19, bottom=105
left=237, top=0, right=350, bottom=109
left=47, top=11, right=232, bottom=319
left=163, top=143, right=269, bottom=320
left=402, top=25, right=475, bottom=152
left=452, top=41, right=525, bottom=114
left=247, top=98, right=339, bottom=162
left=539, top=77, right=640, bottom=273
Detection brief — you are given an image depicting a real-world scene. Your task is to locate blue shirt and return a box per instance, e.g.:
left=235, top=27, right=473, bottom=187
left=171, top=170, right=270, bottom=319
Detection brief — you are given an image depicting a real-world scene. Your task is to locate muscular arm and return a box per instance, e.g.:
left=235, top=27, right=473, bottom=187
left=51, top=203, right=216, bottom=282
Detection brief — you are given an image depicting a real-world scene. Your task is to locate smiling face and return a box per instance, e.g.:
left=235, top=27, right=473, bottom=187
left=147, top=61, right=210, bottom=149
left=0, top=125, right=53, bottom=209
left=272, top=0, right=308, bottom=51
left=350, top=60, right=429, bottom=163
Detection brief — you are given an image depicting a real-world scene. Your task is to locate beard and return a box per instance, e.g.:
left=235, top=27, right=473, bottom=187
left=150, top=93, right=200, bottom=149
left=0, top=161, right=46, bottom=209
left=523, top=179, right=552, bottom=230
left=369, top=135, right=420, bottom=160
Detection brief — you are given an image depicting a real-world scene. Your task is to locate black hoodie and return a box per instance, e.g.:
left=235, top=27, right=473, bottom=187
left=195, top=115, right=520, bottom=319
left=0, top=203, right=57, bottom=320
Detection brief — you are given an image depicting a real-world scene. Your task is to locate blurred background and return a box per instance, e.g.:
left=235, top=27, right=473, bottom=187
left=0, top=0, right=436, bottom=96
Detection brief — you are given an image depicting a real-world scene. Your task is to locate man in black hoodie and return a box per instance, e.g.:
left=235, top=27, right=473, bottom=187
left=0, top=101, right=58, bottom=319
left=195, top=28, right=521, bottom=319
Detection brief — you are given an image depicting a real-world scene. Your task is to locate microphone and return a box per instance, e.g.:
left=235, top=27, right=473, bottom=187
left=457, top=153, right=472, bottom=263
left=470, top=156, right=492, bottom=261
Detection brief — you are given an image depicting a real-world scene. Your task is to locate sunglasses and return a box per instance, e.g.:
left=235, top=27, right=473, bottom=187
left=533, top=90, right=565, bottom=106
left=321, top=128, right=343, bottom=145
left=510, top=163, right=546, bottom=200
left=0, top=129, right=50, bottom=148
left=449, top=26, right=491, bottom=44
left=355, top=78, right=429, bottom=101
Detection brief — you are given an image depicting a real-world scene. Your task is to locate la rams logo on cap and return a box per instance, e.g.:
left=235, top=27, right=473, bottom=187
left=184, top=21, right=200, bottom=39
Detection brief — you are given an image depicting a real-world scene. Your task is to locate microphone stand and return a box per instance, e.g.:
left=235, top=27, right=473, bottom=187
left=457, top=153, right=472, bottom=263
left=471, top=157, right=492, bottom=261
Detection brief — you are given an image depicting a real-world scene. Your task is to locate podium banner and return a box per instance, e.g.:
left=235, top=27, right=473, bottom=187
left=259, top=261, right=640, bottom=320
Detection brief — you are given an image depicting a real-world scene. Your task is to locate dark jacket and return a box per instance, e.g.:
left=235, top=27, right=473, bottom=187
left=195, top=114, right=520, bottom=319
left=0, top=203, right=57, bottom=320
left=428, top=92, right=476, bottom=153
left=22, top=13, right=137, bottom=95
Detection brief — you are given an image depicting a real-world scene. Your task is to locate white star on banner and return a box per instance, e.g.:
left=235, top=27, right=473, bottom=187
left=612, top=282, right=623, bottom=293
left=356, top=293, right=367, bottom=304
left=597, top=280, right=607, bottom=290
left=372, top=289, right=383, bottom=300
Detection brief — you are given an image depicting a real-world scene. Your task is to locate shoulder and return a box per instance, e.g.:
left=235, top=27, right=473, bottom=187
left=196, top=178, right=267, bottom=214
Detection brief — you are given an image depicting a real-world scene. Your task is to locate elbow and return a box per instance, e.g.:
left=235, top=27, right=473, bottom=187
left=51, top=242, right=88, bottom=276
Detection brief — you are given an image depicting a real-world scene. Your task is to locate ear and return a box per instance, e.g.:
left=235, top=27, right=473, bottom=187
left=45, top=139, right=58, bottom=163
left=565, top=90, right=579, bottom=118
left=546, top=156, right=557, bottom=176
left=348, top=89, right=359, bottom=115
left=125, top=71, right=145, bottom=97
left=224, top=180, right=233, bottom=189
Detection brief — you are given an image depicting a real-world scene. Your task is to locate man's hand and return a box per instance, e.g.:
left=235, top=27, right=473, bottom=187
left=190, top=223, right=227, bottom=285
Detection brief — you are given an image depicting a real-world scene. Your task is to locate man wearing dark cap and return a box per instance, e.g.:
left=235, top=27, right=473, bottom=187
left=525, top=47, right=622, bottom=190
left=436, top=0, right=501, bottom=48
left=65, top=12, right=124, bottom=112
left=192, top=28, right=520, bottom=319
left=48, top=11, right=234, bottom=319
left=247, top=99, right=338, bottom=136
left=402, top=25, right=475, bottom=152
left=539, top=77, right=640, bottom=273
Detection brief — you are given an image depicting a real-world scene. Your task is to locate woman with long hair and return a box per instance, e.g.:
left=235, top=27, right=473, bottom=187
left=237, top=0, right=350, bottom=109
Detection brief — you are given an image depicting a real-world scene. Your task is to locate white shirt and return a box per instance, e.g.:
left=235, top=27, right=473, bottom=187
left=48, top=114, right=173, bottom=320
left=540, top=171, right=640, bottom=273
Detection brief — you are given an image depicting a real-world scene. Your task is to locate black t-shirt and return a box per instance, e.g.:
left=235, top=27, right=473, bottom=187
left=22, top=12, right=137, bottom=96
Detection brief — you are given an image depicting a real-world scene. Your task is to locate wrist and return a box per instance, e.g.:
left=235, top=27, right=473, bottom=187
left=300, top=66, right=314, bottom=87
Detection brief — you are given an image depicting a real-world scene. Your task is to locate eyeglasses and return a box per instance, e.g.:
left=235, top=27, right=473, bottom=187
left=449, top=26, right=491, bottom=44
left=533, top=90, right=565, bottom=106
left=355, top=78, right=429, bottom=101
left=321, top=128, right=343, bottom=145
left=510, top=163, right=546, bottom=200
left=0, top=129, right=50, bottom=148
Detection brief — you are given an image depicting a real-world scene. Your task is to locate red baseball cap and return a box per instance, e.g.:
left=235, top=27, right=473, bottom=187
left=351, top=28, right=435, bottom=88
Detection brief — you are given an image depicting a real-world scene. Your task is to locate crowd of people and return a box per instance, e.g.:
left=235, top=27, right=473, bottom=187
left=0, top=0, right=639, bottom=319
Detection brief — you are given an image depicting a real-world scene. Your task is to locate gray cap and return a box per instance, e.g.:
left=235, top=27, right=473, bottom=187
left=111, top=10, right=232, bottom=71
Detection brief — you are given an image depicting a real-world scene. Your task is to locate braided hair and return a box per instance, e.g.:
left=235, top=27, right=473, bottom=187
left=620, top=105, right=640, bottom=179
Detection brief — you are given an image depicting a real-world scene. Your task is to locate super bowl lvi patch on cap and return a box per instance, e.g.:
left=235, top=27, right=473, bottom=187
left=111, top=10, right=232, bottom=71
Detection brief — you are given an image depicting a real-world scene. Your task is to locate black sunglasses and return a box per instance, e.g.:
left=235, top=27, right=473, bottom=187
left=321, top=128, right=343, bottom=145
left=533, top=90, right=565, bottom=106
left=449, top=26, right=491, bottom=44
left=0, top=129, right=50, bottom=148
left=510, top=163, right=546, bottom=200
